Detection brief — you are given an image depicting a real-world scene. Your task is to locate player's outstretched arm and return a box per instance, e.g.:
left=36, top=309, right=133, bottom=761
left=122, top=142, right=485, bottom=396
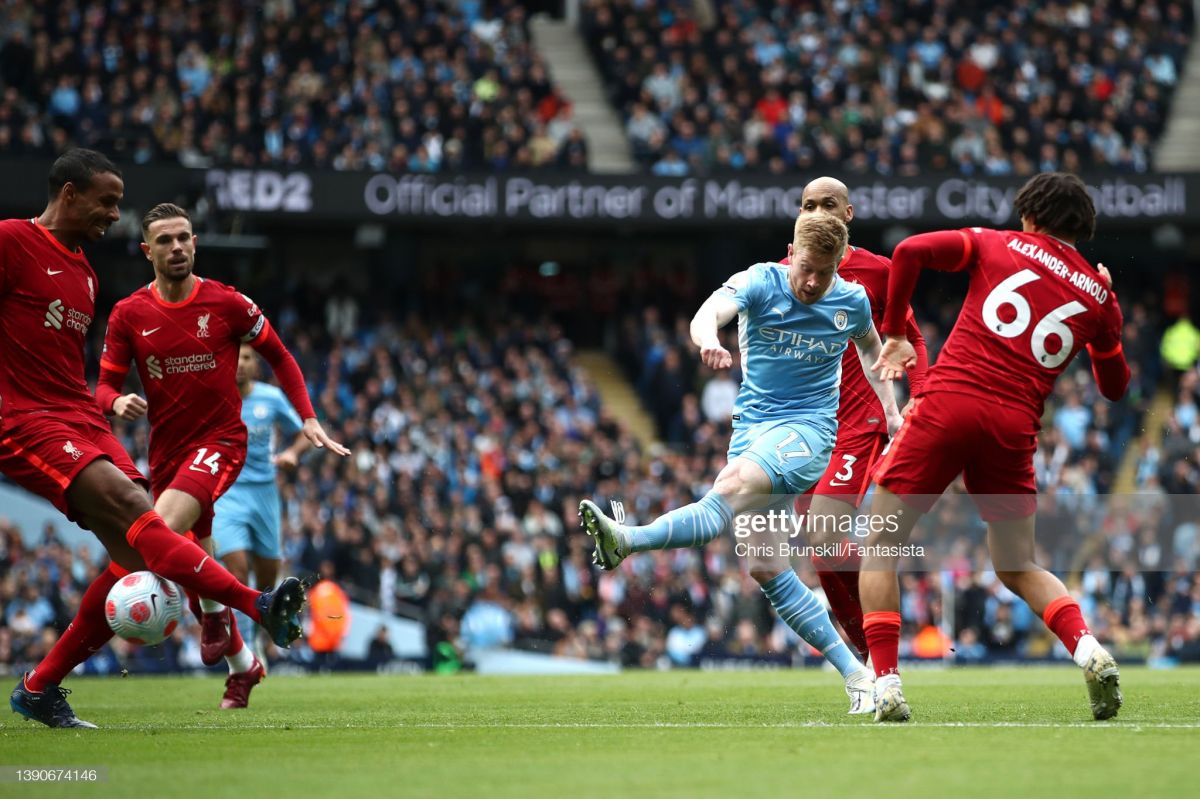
left=1086, top=263, right=1131, bottom=401
left=250, top=319, right=351, bottom=456
left=903, top=307, right=928, bottom=391
left=690, top=272, right=744, bottom=370
left=273, top=432, right=312, bottom=470
left=853, top=326, right=903, bottom=436
left=882, top=230, right=976, bottom=339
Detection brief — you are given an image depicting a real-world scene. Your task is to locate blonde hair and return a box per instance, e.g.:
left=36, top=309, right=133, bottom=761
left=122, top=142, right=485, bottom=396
left=792, top=213, right=848, bottom=264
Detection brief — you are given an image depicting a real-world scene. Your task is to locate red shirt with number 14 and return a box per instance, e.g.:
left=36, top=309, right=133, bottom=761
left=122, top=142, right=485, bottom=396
left=100, top=277, right=266, bottom=474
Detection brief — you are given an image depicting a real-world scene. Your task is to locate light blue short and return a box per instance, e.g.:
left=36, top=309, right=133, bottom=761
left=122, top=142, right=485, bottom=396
left=212, top=481, right=282, bottom=560
left=728, top=418, right=835, bottom=494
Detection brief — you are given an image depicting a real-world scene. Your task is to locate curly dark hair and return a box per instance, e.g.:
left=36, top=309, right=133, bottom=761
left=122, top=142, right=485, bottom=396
left=1013, top=172, right=1096, bottom=242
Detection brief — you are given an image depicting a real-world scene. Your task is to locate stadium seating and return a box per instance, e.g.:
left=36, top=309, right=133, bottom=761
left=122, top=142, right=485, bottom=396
left=581, top=0, right=1194, bottom=174
left=0, top=0, right=586, bottom=171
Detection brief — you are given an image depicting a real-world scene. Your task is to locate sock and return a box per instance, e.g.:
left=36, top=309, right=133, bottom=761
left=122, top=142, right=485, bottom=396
left=224, top=616, right=255, bottom=673
left=232, top=608, right=259, bottom=656
left=876, top=673, right=902, bottom=692
left=627, top=491, right=733, bottom=553
left=1043, top=596, right=1093, bottom=658
left=127, top=511, right=261, bottom=622
left=864, top=610, right=902, bottom=678
left=26, top=564, right=124, bottom=692
left=761, top=569, right=862, bottom=678
left=183, top=530, right=229, bottom=614
left=1072, top=634, right=1101, bottom=668
left=187, top=590, right=203, bottom=622
left=812, top=548, right=868, bottom=657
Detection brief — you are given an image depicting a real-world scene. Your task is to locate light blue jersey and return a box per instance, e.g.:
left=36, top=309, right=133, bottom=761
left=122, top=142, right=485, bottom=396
left=212, top=381, right=302, bottom=560
left=725, top=263, right=872, bottom=435
left=722, top=263, right=872, bottom=493
left=239, top=381, right=304, bottom=484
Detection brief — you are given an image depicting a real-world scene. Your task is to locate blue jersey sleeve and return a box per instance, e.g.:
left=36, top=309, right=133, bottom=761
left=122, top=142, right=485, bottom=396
left=848, top=286, right=873, bottom=339
left=717, top=263, right=770, bottom=316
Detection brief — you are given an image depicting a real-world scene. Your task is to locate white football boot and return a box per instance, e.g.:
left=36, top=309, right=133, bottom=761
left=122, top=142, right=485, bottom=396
left=872, top=676, right=911, bottom=723
left=578, top=499, right=631, bottom=571
left=1083, top=646, right=1123, bottom=720
left=844, top=668, right=876, bottom=715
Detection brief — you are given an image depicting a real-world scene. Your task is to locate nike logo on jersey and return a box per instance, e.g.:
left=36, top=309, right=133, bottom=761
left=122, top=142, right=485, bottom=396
left=141, top=327, right=161, bottom=336
left=194, top=556, right=209, bottom=573
left=46, top=268, right=63, bottom=276
left=828, top=480, right=850, bottom=487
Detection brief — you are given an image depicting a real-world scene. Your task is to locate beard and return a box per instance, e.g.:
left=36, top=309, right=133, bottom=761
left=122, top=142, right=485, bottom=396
left=162, top=261, right=193, bottom=281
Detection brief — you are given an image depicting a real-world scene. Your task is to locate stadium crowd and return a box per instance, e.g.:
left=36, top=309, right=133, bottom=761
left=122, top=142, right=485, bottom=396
left=2, top=270, right=1198, bottom=676
left=581, top=0, right=1192, bottom=175
left=0, top=0, right=587, bottom=172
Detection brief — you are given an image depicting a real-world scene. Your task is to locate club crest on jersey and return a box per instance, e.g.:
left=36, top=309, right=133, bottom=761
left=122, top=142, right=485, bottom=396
left=86, top=276, right=95, bottom=302
left=833, top=310, right=848, bottom=330
left=63, top=441, right=83, bottom=461
left=197, top=313, right=211, bottom=338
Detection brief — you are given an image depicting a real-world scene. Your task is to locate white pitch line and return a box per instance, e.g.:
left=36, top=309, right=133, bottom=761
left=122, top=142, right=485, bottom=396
left=55, top=721, right=1200, bottom=731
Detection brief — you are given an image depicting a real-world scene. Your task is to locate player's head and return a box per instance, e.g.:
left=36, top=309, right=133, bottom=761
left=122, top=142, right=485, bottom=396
left=787, top=213, right=848, bottom=304
left=236, top=343, right=260, bottom=388
left=1014, top=172, right=1096, bottom=243
left=798, top=176, right=853, bottom=225
left=47, top=148, right=123, bottom=242
left=140, top=203, right=196, bottom=282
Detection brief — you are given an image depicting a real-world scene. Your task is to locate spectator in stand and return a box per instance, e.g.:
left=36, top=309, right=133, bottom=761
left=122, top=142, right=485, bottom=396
left=581, top=0, right=1192, bottom=175
left=0, top=0, right=584, bottom=172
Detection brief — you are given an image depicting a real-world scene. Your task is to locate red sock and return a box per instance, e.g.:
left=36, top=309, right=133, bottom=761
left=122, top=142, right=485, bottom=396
left=812, top=550, right=868, bottom=657
left=1043, top=596, right=1091, bottom=656
left=186, top=590, right=203, bottom=622
left=226, top=614, right=246, bottom=656
left=26, top=563, right=126, bottom=692
left=863, top=610, right=902, bottom=678
left=127, top=511, right=261, bottom=623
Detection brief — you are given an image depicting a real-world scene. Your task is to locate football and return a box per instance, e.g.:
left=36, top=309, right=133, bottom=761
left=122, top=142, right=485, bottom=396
left=104, top=571, right=185, bottom=646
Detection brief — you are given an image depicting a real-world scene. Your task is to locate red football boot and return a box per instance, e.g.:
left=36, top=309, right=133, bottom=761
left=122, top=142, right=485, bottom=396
left=220, top=656, right=265, bottom=709
left=200, top=609, right=233, bottom=666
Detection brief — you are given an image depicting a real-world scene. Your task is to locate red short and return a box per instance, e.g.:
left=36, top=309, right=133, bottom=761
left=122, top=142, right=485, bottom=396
left=872, top=392, right=1038, bottom=522
left=0, top=413, right=146, bottom=521
left=812, top=428, right=888, bottom=508
left=151, top=442, right=244, bottom=538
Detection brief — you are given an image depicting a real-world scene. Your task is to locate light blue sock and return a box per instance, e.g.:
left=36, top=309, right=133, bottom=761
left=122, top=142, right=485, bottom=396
left=627, top=491, right=733, bottom=553
left=761, top=569, right=862, bottom=678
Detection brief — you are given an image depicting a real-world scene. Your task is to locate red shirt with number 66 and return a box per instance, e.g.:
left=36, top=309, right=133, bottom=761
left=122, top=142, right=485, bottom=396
left=882, top=227, right=1128, bottom=422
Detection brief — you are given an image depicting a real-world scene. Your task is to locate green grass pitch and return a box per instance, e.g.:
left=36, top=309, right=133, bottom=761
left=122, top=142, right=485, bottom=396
left=1, top=667, right=1195, bottom=798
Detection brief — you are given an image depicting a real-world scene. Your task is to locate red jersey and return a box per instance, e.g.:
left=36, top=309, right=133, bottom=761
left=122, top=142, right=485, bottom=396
left=780, top=246, right=927, bottom=434
left=0, top=218, right=106, bottom=427
left=100, top=277, right=267, bottom=470
left=883, top=228, right=1126, bottom=419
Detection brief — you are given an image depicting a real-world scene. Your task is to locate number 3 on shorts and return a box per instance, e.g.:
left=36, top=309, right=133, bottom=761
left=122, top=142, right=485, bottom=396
left=190, top=447, right=221, bottom=475
left=775, top=430, right=812, bottom=461
left=834, top=453, right=857, bottom=481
